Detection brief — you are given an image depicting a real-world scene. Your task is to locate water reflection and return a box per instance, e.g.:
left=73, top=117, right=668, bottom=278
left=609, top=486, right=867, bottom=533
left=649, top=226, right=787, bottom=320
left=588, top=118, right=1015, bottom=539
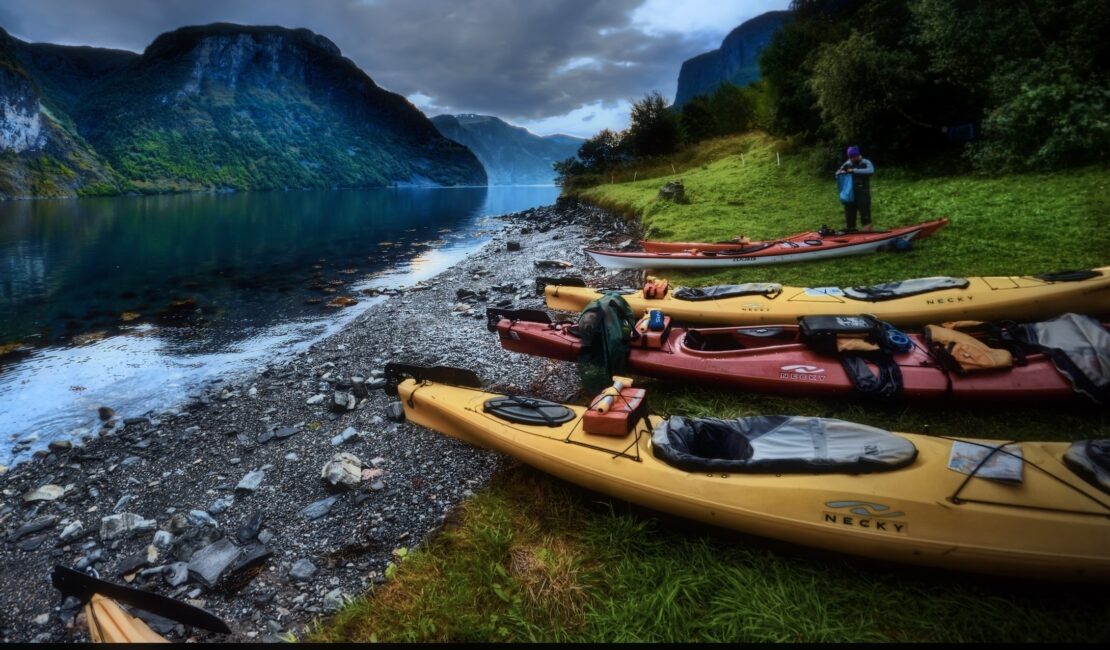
left=0, top=186, right=559, bottom=464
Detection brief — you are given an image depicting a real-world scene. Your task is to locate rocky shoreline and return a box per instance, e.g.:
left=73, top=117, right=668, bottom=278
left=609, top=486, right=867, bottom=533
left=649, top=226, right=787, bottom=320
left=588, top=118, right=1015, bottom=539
left=0, top=199, right=641, bottom=643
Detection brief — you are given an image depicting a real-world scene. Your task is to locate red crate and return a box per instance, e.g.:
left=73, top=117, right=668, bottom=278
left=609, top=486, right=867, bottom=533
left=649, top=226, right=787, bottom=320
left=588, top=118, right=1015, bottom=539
left=583, top=387, right=648, bottom=436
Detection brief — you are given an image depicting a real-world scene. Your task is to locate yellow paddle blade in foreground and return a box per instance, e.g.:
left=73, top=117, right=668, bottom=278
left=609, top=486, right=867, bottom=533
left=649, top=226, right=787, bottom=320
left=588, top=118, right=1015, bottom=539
left=85, top=593, right=168, bottom=644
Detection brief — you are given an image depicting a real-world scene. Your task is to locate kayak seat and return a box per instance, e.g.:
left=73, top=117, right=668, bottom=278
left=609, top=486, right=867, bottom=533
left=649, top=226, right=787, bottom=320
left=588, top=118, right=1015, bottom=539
left=683, top=329, right=745, bottom=352
left=1063, top=439, right=1110, bottom=494
left=843, top=277, right=970, bottom=301
left=672, top=283, right=783, bottom=301
left=652, top=415, right=918, bottom=474
left=484, top=395, right=576, bottom=427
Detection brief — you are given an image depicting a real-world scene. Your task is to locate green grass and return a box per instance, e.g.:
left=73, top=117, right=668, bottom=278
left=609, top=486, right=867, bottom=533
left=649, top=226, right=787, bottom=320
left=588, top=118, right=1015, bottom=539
left=309, top=466, right=1110, bottom=643
left=309, top=131, right=1110, bottom=643
left=579, top=132, right=1110, bottom=288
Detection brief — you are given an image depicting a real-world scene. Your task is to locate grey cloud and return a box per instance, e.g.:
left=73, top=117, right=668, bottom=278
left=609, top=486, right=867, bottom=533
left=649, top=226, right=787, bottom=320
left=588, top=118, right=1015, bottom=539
left=0, top=0, right=749, bottom=121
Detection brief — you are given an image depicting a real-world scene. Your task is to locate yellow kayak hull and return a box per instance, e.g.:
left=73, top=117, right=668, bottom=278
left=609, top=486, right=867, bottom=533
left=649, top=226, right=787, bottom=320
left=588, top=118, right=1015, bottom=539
left=398, top=378, right=1110, bottom=582
left=545, top=267, right=1110, bottom=326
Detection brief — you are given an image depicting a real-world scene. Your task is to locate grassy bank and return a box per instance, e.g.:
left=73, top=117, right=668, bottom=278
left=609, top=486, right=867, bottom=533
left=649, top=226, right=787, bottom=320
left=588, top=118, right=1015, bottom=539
left=311, top=464, right=1109, bottom=643
left=579, top=132, right=1110, bottom=288
left=310, top=132, right=1110, bottom=643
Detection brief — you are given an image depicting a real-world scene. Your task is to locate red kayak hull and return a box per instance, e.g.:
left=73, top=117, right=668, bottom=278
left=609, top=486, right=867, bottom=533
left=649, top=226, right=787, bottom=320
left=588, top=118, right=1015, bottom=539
left=495, top=317, right=1082, bottom=401
left=637, top=218, right=948, bottom=254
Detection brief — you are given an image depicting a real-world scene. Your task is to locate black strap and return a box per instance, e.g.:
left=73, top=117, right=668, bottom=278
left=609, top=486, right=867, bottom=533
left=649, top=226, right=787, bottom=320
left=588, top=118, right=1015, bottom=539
left=51, top=566, right=230, bottom=633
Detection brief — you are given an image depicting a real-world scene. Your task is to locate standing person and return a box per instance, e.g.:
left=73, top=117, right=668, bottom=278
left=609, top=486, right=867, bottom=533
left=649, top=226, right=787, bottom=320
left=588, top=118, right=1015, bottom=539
left=835, top=145, right=874, bottom=232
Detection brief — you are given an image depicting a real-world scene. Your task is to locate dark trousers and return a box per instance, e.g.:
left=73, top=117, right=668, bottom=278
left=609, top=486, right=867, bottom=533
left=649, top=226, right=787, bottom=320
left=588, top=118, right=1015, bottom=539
left=844, top=192, right=872, bottom=230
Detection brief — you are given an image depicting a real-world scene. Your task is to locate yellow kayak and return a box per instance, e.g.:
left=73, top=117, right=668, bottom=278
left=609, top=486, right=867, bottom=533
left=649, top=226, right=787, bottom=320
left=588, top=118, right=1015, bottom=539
left=544, top=267, right=1110, bottom=327
left=388, top=366, right=1110, bottom=582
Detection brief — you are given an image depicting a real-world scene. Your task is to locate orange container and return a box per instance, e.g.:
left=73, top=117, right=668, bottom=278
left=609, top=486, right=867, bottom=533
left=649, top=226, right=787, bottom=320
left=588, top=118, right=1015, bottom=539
left=583, top=387, right=648, bottom=436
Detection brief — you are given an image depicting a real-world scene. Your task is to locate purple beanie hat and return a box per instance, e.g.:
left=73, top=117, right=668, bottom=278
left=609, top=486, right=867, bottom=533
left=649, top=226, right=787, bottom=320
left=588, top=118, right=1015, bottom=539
left=847, top=145, right=861, bottom=157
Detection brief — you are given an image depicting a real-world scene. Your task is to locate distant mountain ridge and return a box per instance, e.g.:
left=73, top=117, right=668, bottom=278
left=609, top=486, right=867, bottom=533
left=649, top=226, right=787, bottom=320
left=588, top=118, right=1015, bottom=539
left=673, top=10, right=792, bottom=107
left=0, top=24, right=485, bottom=198
left=431, top=113, right=583, bottom=185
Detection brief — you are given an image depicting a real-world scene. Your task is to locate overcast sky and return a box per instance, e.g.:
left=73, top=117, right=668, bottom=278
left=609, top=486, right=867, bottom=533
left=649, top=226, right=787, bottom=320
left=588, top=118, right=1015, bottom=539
left=0, top=0, right=790, bottom=138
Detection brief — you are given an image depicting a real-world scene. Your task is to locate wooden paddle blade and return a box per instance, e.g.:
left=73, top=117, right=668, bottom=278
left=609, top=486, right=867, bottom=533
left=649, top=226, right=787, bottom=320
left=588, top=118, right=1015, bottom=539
left=86, top=594, right=169, bottom=643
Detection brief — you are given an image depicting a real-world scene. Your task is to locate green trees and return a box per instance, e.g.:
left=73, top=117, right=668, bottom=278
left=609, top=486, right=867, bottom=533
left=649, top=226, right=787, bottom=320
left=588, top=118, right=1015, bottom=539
left=625, top=91, right=681, bottom=157
left=759, top=0, right=1110, bottom=171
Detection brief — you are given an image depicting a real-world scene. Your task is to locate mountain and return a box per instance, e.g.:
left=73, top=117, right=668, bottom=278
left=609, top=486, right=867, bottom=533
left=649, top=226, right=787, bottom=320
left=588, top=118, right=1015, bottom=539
left=673, top=11, right=792, bottom=108
left=431, top=114, right=583, bottom=185
left=0, top=24, right=486, bottom=198
left=0, top=29, right=131, bottom=197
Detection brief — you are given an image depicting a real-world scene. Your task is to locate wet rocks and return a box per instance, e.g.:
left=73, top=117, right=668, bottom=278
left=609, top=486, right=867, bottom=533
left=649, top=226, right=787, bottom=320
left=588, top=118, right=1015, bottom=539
left=321, top=453, right=362, bottom=491
left=164, top=562, right=190, bottom=587
left=22, top=484, right=67, bottom=503
left=0, top=198, right=636, bottom=643
left=506, top=241, right=521, bottom=251
left=330, top=391, right=356, bottom=413
left=236, top=470, right=265, bottom=493
left=300, top=497, right=337, bottom=520
left=100, top=513, right=157, bottom=541
left=188, top=538, right=241, bottom=587
left=59, top=520, right=86, bottom=543
left=236, top=513, right=264, bottom=544
left=9, top=516, right=58, bottom=541
left=330, top=427, right=360, bottom=446
left=288, top=559, right=317, bottom=582
left=385, top=402, right=405, bottom=422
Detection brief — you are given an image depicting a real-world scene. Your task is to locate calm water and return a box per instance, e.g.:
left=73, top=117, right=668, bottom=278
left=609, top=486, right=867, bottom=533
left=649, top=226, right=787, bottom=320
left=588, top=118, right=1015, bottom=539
left=0, top=186, right=559, bottom=465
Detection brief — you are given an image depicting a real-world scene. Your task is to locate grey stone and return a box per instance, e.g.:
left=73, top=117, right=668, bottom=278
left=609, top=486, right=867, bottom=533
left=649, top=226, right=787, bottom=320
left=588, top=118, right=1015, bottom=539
left=164, top=561, right=190, bottom=586
left=17, top=534, right=48, bottom=551
left=321, top=453, right=362, bottom=491
left=225, top=543, right=272, bottom=580
left=118, top=545, right=158, bottom=576
left=301, top=497, right=337, bottom=520
left=48, top=440, right=73, bottom=452
left=113, top=494, right=134, bottom=514
left=288, top=559, right=317, bottom=581
left=257, top=529, right=274, bottom=545
left=209, top=497, right=234, bottom=514
left=330, top=427, right=359, bottom=446
left=188, top=538, right=241, bottom=587
left=236, top=512, right=264, bottom=544
left=59, top=520, right=86, bottom=542
left=101, top=513, right=157, bottom=541
left=10, top=516, right=58, bottom=541
left=153, top=530, right=175, bottom=550
left=236, top=470, right=265, bottom=492
left=22, top=484, right=67, bottom=503
left=323, top=588, right=346, bottom=611
left=330, top=391, right=355, bottom=413
left=506, top=241, right=521, bottom=252
left=75, top=548, right=105, bottom=570
left=384, top=402, right=405, bottom=422
left=306, top=394, right=325, bottom=405
left=273, top=426, right=299, bottom=440
left=187, top=510, right=218, bottom=528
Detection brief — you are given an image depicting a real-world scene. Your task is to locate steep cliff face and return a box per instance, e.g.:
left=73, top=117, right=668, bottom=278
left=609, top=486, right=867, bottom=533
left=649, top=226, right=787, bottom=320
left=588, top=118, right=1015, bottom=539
left=0, top=31, right=124, bottom=197
left=431, top=114, right=583, bottom=185
left=673, top=10, right=792, bottom=107
left=0, top=23, right=486, bottom=198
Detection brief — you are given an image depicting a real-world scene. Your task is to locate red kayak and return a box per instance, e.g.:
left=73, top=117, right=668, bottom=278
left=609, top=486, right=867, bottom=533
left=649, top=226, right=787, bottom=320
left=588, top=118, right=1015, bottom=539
left=590, top=218, right=949, bottom=269
left=640, top=219, right=948, bottom=254
left=488, top=309, right=1094, bottom=401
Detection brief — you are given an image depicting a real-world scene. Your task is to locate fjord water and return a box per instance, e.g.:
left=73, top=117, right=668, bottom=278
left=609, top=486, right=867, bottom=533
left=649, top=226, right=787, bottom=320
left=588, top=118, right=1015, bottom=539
left=0, top=186, right=559, bottom=464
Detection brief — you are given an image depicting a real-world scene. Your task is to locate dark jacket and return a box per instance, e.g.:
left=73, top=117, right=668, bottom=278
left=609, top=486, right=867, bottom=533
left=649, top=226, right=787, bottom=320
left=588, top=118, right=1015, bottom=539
left=839, top=158, right=874, bottom=195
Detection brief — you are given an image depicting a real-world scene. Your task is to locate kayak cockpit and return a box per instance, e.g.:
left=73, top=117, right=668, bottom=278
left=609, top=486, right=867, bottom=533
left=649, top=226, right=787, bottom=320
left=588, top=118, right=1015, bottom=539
left=652, top=415, right=918, bottom=474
